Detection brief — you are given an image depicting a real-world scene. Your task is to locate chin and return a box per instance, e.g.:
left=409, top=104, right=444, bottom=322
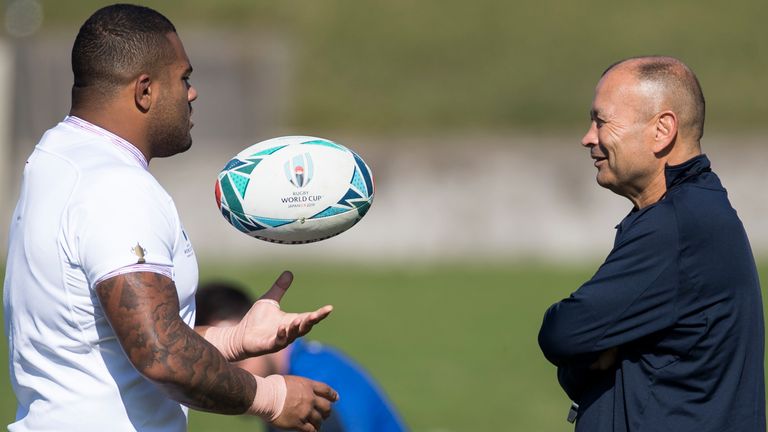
left=153, top=138, right=192, bottom=159
left=179, top=136, right=193, bottom=153
left=595, top=174, right=615, bottom=191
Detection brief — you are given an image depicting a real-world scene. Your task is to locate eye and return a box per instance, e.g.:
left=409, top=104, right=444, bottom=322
left=182, top=76, right=191, bottom=88
left=589, top=110, right=605, bottom=128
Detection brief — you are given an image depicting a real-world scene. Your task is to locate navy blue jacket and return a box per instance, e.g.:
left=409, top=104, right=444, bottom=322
left=539, top=155, right=765, bottom=431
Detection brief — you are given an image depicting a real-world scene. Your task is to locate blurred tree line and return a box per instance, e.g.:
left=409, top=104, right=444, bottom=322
left=27, top=0, right=768, bottom=134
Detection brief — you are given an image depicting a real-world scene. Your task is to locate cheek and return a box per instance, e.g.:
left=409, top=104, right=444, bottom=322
left=596, top=130, right=619, bottom=162
left=601, top=124, right=625, bottom=150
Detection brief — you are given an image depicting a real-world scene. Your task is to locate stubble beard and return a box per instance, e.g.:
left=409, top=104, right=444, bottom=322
left=148, top=102, right=193, bottom=159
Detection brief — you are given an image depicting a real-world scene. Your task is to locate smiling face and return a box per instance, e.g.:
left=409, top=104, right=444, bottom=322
left=581, top=65, right=663, bottom=201
left=147, top=32, right=198, bottom=158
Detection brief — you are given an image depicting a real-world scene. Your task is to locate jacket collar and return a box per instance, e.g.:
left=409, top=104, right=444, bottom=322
left=664, top=154, right=711, bottom=189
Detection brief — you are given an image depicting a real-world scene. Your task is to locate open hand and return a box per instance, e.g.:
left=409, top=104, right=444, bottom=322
left=238, top=271, right=333, bottom=358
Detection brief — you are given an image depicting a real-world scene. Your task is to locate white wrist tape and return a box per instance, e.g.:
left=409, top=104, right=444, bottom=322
left=204, top=325, right=246, bottom=361
left=248, top=375, right=287, bottom=422
left=204, top=299, right=282, bottom=361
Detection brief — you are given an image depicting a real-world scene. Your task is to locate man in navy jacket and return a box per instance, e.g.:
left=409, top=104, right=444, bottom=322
left=538, top=56, right=765, bottom=431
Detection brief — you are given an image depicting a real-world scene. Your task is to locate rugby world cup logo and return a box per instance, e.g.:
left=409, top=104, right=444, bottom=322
left=284, top=153, right=314, bottom=188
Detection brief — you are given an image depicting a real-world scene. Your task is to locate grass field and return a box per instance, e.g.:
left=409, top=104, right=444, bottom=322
left=1, top=261, right=767, bottom=431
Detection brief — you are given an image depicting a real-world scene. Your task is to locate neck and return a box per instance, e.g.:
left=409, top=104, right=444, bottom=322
left=69, top=105, right=151, bottom=162
left=627, top=170, right=667, bottom=209
left=626, top=144, right=702, bottom=209
left=666, top=141, right=701, bottom=166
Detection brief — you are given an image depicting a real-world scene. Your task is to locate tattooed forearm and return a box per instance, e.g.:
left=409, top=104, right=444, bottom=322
left=96, top=272, right=256, bottom=414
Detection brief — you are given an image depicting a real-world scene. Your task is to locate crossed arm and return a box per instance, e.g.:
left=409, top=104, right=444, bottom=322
left=96, top=270, right=338, bottom=430
left=538, top=213, right=679, bottom=399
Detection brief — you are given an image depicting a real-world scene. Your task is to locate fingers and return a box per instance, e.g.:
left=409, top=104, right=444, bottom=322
left=274, top=325, right=288, bottom=347
left=314, top=396, right=333, bottom=419
left=313, top=382, right=339, bottom=402
left=589, top=347, right=619, bottom=370
left=298, top=306, right=333, bottom=334
left=283, top=307, right=333, bottom=342
left=299, top=424, right=317, bottom=432
left=310, top=305, right=334, bottom=322
left=259, top=270, right=294, bottom=303
left=306, top=409, right=324, bottom=431
left=284, top=318, right=303, bottom=344
left=274, top=376, right=336, bottom=432
left=306, top=384, right=337, bottom=430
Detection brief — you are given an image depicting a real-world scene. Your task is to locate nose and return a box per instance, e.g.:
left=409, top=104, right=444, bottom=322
left=581, top=121, right=597, bottom=148
left=188, top=85, right=198, bottom=103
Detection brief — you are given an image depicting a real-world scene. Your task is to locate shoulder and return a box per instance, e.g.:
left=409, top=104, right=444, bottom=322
left=72, top=165, right=169, bottom=213
left=84, top=164, right=161, bottom=191
left=616, top=201, right=679, bottom=249
left=665, top=174, right=738, bottom=233
left=64, top=164, right=176, bottom=241
left=39, top=121, right=158, bottom=191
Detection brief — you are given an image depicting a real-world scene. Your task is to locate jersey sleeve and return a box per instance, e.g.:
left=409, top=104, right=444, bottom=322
left=63, top=167, right=178, bottom=287
left=538, top=205, right=680, bottom=366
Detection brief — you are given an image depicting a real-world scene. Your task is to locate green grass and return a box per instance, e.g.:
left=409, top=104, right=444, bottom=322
left=2, top=262, right=766, bottom=430
left=32, top=0, right=768, bottom=134
left=189, top=262, right=597, bottom=432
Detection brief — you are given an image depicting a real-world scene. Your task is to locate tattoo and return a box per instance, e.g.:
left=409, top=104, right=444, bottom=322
left=96, top=272, right=256, bottom=414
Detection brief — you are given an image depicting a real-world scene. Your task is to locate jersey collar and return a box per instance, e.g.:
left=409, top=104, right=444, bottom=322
left=63, top=116, right=149, bottom=170
left=664, top=154, right=711, bottom=190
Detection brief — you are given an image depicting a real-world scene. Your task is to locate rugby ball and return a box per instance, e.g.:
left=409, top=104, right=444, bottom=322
left=215, top=136, right=374, bottom=244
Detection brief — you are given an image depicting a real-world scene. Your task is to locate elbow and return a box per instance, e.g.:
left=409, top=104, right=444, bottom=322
left=138, top=362, right=174, bottom=384
left=538, top=311, right=588, bottom=365
left=121, top=338, right=178, bottom=385
left=538, top=321, right=567, bottom=365
left=129, top=350, right=172, bottom=384
left=134, top=358, right=197, bottom=407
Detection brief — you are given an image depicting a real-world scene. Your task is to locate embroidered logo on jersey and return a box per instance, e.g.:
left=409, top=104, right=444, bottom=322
left=181, top=227, right=194, bottom=258
left=132, top=243, right=146, bottom=264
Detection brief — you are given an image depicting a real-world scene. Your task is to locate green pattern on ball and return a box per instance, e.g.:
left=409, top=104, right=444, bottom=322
left=220, top=175, right=244, bottom=215
left=249, top=145, right=287, bottom=157
left=351, top=168, right=367, bottom=196
left=229, top=172, right=250, bottom=198
left=302, top=139, right=346, bottom=152
left=235, top=162, right=258, bottom=175
left=355, top=201, right=372, bottom=218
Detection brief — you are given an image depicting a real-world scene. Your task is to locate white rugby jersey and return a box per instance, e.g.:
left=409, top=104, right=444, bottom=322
left=3, top=117, right=199, bottom=431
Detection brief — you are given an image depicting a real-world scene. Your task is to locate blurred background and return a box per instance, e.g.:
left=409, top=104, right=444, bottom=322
left=0, top=0, right=766, bottom=430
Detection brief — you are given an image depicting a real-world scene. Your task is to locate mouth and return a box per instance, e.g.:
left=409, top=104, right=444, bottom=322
left=591, top=155, right=607, bottom=167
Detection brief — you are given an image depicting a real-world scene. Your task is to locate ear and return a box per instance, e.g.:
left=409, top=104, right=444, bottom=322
left=134, top=74, right=152, bottom=113
left=652, top=110, right=677, bottom=154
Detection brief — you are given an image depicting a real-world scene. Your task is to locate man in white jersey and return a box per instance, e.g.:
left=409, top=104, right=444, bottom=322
left=3, top=4, right=338, bottom=431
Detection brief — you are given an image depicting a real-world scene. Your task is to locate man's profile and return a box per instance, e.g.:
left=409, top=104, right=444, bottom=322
left=539, top=56, right=765, bottom=431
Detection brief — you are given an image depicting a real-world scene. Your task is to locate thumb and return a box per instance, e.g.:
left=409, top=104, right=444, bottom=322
left=259, top=271, right=293, bottom=302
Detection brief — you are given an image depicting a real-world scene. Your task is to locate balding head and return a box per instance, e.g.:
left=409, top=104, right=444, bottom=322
left=604, top=56, right=706, bottom=142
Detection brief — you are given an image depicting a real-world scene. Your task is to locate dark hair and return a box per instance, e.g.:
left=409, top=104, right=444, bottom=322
left=71, top=4, right=177, bottom=99
left=195, top=281, right=254, bottom=326
left=603, top=56, right=706, bottom=140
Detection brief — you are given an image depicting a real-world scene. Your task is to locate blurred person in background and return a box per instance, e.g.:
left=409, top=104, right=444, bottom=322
left=196, top=281, right=409, bottom=432
left=3, top=4, right=338, bottom=431
left=538, top=56, right=765, bottom=431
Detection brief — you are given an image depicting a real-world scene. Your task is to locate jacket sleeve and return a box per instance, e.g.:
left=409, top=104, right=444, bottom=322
left=557, top=363, right=596, bottom=401
left=538, top=206, right=680, bottom=367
